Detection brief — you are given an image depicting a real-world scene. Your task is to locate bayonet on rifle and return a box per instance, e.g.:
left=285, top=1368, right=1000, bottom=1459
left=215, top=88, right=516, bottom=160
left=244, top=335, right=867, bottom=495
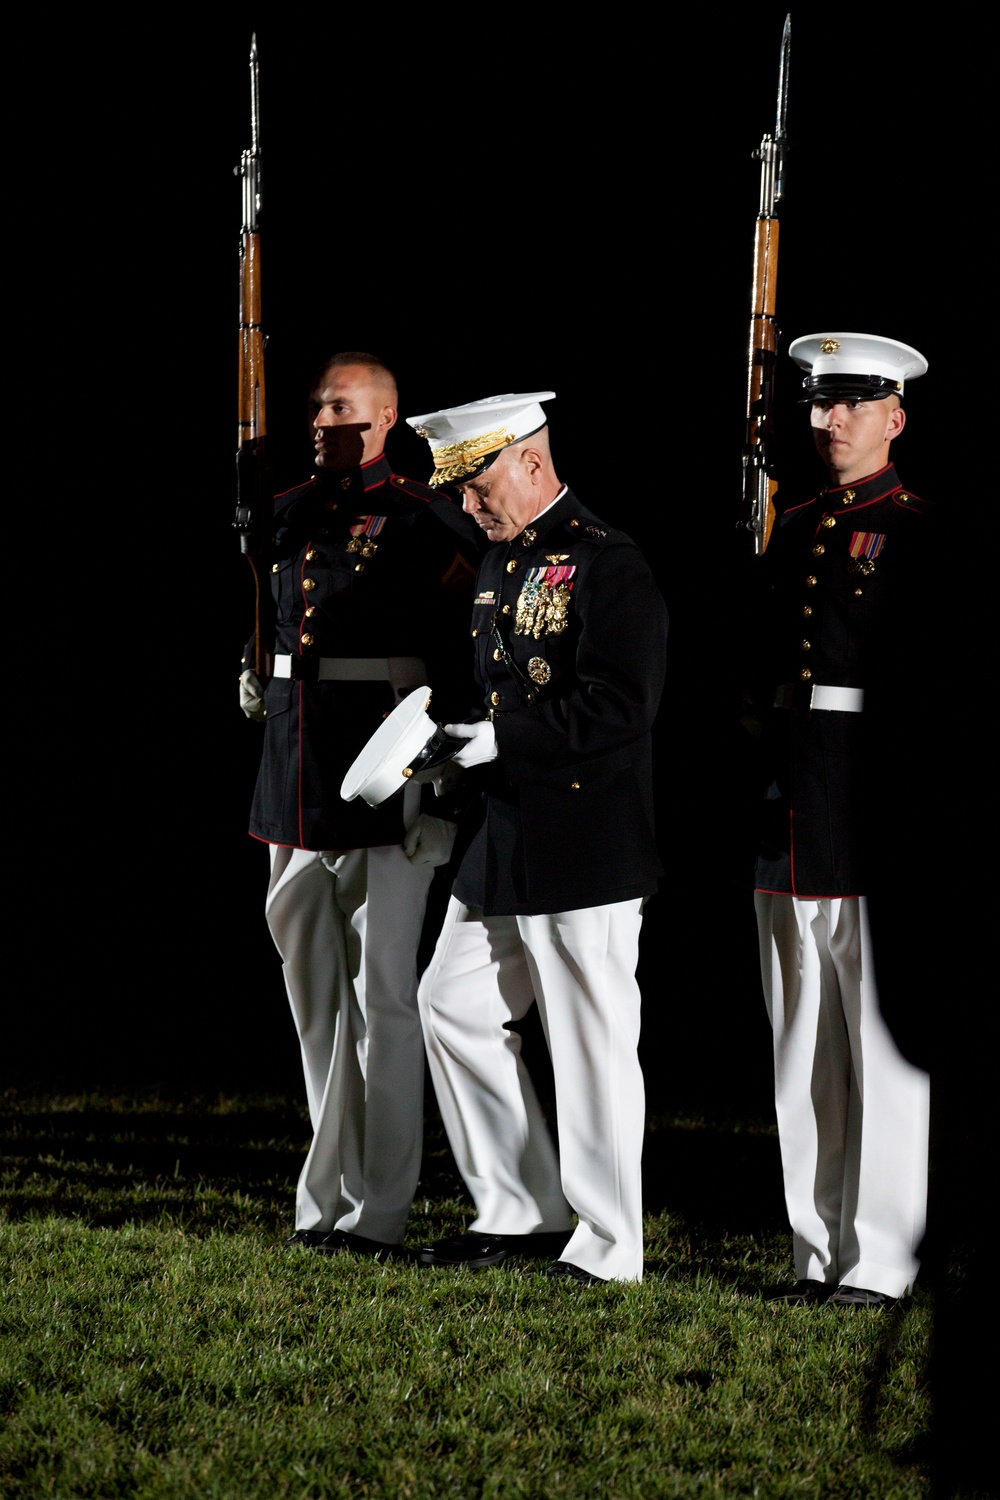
left=234, top=35, right=270, bottom=675
left=742, top=14, right=791, bottom=555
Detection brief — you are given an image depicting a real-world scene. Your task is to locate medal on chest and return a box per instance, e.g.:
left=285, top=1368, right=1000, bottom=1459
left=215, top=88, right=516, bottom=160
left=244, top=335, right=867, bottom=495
left=514, top=564, right=576, bottom=638
left=847, top=531, right=886, bottom=576
left=346, top=515, right=386, bottom=560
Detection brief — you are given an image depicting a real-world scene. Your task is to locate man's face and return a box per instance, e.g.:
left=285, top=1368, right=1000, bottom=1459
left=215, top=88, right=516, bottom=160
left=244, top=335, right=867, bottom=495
left=810, top=396, right=905, bottom=483
left=312, top=365, right=396, bottom=471
left=454, top=448, right=540, bottom=543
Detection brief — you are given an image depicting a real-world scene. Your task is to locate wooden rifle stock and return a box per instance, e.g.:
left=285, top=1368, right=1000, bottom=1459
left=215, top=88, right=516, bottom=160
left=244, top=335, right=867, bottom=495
left=234, top=37, right=272, bottom=679
left=745, top=215, right=780, bottom=553
left=741, top=15, right=790, bottom=556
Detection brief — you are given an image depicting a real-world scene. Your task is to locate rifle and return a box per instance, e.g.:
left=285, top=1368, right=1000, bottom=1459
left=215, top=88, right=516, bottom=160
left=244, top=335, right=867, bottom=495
left=741, top=14, right=791, bottom=555
left=233, top=35, right=271, bottom=677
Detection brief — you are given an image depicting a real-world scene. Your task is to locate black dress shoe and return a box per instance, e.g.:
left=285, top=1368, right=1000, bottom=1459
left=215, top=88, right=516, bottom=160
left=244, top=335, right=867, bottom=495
left=830, top=1285, right=899, bottom=1308
left=286, top=1229, right=332, bottom=1249
left=545, top=1260, right=606, bottom=1286
left=316, top=1230, right=413, bottom=1263
left=763, top=1279, right=837, bottom=1306
left=419, top=1230, right=570, bottom=1268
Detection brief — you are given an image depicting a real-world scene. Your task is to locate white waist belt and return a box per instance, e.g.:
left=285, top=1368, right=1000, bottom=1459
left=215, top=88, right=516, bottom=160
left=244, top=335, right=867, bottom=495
left=273, top=655, right=425, bottom=688
left=774, top=683, right=865, bottom=713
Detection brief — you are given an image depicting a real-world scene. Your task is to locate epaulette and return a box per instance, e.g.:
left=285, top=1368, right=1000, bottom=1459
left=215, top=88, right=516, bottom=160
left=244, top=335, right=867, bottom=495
left=778, top=496, right=817, bottom=524
left=561, top=517, right=614, bottom=543
left=891, top=488, right=933, bottom=515
left=273, top=476, right=317, bottom=504
left=387, top=472, right=438, bottom=503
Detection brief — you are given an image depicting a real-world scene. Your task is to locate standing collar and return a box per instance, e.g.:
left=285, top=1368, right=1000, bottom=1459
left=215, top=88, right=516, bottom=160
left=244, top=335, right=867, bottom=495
left=818, top=463, right=901, bottom=509
left=360, top=452, right=392, bottom=490
left=511, top=486, right=578, bottom=547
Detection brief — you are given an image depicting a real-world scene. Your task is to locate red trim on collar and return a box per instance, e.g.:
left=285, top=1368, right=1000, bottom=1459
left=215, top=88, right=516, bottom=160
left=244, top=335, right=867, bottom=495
left=822, top=463, right=894, bottom=498
left=361, top=454, right=388, bottom=492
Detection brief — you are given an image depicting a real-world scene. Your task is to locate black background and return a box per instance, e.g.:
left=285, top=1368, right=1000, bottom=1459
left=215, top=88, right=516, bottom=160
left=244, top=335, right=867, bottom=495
left=11, top=10, right=977, bottom=1109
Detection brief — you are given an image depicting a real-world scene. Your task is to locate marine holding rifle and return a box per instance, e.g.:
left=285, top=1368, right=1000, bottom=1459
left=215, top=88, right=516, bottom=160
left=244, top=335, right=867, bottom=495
left=750, top=334, right=934, bottom=1308
left=239, top=353, right=482, bottom=1259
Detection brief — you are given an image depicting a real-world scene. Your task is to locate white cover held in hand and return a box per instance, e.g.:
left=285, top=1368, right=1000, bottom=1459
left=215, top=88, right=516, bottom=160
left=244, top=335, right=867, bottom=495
left=444, top=720, right=498, bottom=768
left=402, top=814, right=457, bottom=868
left=240, top=669, right=267, bottom=722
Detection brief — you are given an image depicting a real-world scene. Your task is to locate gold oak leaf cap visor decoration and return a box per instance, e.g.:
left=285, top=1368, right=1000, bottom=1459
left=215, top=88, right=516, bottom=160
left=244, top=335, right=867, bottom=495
left=406, top=392, right=556, bottom=487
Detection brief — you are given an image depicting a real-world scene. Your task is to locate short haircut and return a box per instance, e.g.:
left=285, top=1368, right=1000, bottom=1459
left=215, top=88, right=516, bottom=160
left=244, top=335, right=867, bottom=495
left=318, top=351, right=398, bottom=401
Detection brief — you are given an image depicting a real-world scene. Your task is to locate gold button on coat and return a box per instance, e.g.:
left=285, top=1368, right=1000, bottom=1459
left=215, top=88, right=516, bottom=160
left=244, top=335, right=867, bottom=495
left=799, top=668, right=812, bottom=681
left=506, top=560, right=518, bottom=573
left=570, top=781, right=580, bottom=790
left=812, top=544, right=825, bottom=556
left=502, top=605, right=512, bottom=615
left=490, top=691, right=501, bottom=706
left=306, top=549, right=318, bottom=560
left=493, top=648, right=503, bottom=661
left=271, top=563, right=279, bottom=573
left=801, top=639, right=811, bottom=651
left=821, top=515, right=836, bottom=529
left=802, top=605, right=813, bottom=618
left=301, top=633, right=315, bottom=646
left=471, top=628, right=479, bottom=637
left=303, top=578, right=316, bottom=590
left=305, top=606, right=316, bottom=618
left=805, top=575, right=818, bottom=588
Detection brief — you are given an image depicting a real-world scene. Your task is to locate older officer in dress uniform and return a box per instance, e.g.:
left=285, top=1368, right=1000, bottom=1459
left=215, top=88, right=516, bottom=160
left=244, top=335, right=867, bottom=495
left=405, top=393, right=668, bottom=1284
left=753, top=334, right=933, bottom=1307
left=240, top=352, right=479, bottom=1259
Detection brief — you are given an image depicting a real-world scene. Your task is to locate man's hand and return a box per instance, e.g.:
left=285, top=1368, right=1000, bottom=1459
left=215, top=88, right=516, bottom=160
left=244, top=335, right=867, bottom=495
left=240, top=669, right=267, bottom=722
left=403, top=814, right=457, bottom=868
left=443, top=721, right=498, bottom=768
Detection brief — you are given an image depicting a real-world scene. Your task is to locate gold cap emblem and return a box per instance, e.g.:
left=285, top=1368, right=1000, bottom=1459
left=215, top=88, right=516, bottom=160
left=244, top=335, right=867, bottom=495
left=820, top=338, right=841, bottom=354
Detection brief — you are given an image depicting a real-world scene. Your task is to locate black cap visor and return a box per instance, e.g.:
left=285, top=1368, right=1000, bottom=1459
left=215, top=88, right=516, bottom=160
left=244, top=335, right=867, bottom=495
left=801, top=374, right=902, bottom=404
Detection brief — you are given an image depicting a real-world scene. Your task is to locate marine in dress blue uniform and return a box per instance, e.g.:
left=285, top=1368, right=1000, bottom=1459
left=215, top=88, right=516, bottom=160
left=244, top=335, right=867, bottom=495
left=241, top=354, right=480, bottom=1255
left=752, top=334, right=933, bottom=1306
left=406, top=393, right=668, bottom=1284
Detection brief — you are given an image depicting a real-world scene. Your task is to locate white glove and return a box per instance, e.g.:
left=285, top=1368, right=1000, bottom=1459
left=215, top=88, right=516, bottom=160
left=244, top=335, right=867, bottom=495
left=443, top=721, right=498, bottom=768
left=240, top=669, right=267, bottom=722
left=402, top=814, right=457, bottom=868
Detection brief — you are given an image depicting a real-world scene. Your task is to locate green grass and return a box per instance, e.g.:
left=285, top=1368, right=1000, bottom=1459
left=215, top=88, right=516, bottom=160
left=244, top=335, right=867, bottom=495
left=0, top=1091, right=932, bottom=1498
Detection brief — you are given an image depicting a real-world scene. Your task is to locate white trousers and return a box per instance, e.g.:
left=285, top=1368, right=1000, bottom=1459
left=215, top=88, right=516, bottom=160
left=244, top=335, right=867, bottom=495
left=266, top=843, right=434, bottom=1242
left=418, top=896, right=646, bottom=1282
left=755, top=892, right=930, bottom=1298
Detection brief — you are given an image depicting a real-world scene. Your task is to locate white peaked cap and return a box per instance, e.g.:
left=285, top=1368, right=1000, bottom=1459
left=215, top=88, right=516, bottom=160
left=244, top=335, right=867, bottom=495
left=790, top=333, right=928, bottom=399
left=341, top=687, right=458, bottom=808
left=406, top=392, right=556, bottom=487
